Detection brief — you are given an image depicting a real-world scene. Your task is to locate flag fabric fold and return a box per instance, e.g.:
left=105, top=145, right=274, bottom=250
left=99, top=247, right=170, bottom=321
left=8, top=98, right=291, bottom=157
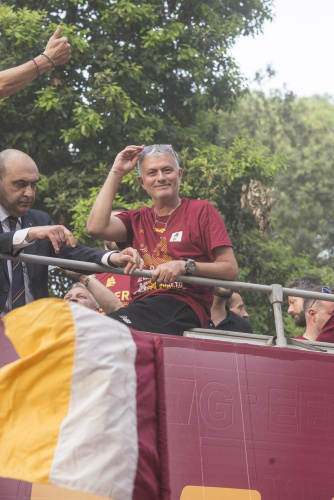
left=0, top=298, right=169, bottom=500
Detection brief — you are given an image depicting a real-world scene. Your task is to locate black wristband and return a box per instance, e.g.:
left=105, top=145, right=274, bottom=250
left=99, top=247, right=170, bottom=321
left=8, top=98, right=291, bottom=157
left=107, top=250, right=121, bottom=268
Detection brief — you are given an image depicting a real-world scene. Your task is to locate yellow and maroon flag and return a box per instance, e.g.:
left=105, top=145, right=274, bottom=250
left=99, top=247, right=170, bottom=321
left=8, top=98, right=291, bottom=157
left=0, top=298, right=169, bottom=500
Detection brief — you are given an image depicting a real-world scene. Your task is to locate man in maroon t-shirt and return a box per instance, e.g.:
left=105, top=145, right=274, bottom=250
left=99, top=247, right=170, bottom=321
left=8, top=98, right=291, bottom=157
left=87, top=145, right=238, bottom=335
left=294, top=285, right=334, bottom=342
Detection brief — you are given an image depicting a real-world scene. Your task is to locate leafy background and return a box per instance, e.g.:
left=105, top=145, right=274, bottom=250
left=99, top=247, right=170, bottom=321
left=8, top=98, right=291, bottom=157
left=1, top=0, right=333, bottom=336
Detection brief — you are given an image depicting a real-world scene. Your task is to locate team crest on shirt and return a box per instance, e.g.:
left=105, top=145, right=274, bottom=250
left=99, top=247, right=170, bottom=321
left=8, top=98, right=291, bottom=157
left=106, top=276, right=116, bottom=287
left=170, top=231, right=183, bottom=242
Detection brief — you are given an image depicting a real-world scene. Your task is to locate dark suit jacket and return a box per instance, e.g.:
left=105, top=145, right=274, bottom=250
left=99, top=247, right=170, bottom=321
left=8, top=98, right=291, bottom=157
left=0, top=208, right=107, bottom=312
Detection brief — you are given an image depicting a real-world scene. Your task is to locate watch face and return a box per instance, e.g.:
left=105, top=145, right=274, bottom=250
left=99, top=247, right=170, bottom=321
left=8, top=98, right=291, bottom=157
left=186, top=259, right=196, bottom=274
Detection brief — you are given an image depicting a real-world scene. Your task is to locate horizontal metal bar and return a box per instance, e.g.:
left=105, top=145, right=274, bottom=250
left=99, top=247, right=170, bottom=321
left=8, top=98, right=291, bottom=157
left=0, top=253, right=334, bottom=302
left=0, top=252, right=271, bottom=291
left=2, top=252, right=334, bottom=351
left=281, top=287, right=334, bottom=303
left=188, top=328, right=272, bottom=341
left=1, top=252, right=334, bottom=302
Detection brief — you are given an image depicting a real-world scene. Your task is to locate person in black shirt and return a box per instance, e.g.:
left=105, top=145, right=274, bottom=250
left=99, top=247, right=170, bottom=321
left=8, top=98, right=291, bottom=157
left=227, top=290, right=250, bottom=320
left=206, top=287, right=253, bottom=334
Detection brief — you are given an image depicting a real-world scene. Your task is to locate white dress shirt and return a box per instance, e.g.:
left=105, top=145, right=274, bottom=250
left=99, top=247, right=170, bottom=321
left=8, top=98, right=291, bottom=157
left=0, top=205, right=35, bottom=315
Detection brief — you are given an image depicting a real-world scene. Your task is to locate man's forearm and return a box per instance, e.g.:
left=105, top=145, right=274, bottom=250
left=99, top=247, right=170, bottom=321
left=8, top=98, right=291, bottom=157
left=0, top=55, right=53, bottom=99
left=85, top=275, right=123, bottom=314
left=194, top=260, right=238, bottom=281
left=87, top=145, right=144, bottom=240
left=194, top=246, right=238, bottom=281
left=86, top=169, right=123, bottom=239
left=0, top=62, right=37, bottom=99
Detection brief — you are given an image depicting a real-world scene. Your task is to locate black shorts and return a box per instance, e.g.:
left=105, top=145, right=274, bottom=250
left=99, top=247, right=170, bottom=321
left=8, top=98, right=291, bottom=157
left=107, top=295, right=200, bottom=335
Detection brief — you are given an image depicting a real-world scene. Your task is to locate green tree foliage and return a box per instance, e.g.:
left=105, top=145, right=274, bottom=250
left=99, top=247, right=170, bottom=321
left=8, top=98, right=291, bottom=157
left=2, top=1, right=292, bottom=323
left=220, top=89, right=334, bottom=264
left=219, top=89, right=334, bottom=336
left=0, top=0, right=273, bottom=224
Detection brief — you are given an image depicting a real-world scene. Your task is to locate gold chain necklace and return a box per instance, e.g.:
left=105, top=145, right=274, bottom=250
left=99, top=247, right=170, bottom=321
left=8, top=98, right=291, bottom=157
left=153, top=200, right=181, bottom=233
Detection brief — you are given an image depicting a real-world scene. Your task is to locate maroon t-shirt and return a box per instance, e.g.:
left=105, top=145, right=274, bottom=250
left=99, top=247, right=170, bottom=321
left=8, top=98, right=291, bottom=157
left=294, top=309, right=334, bottom=343
left=316, top=311, right=334, bottom=343
left=116, top=198, right=232, bottom=327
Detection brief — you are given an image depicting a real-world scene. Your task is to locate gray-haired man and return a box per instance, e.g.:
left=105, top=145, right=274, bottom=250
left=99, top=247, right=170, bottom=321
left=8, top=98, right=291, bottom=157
left=87, top=144, right=238, bottom=335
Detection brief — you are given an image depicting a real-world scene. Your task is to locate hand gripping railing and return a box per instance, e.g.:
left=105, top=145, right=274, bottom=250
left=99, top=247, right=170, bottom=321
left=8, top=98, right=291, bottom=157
left=1, top=252, right=334, bottom=347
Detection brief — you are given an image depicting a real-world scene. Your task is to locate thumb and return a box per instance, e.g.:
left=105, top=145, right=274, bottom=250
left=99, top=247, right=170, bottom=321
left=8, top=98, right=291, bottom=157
left=50, top=25, right=62, bottom=40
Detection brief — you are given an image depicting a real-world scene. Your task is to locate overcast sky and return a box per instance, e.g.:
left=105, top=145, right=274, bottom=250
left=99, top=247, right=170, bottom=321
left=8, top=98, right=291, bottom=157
left=232, top=0, right=334, bottom=97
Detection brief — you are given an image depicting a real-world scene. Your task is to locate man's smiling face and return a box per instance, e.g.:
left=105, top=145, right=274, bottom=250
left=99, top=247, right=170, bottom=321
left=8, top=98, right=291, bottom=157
left=138, top=153, right=182, bottom=203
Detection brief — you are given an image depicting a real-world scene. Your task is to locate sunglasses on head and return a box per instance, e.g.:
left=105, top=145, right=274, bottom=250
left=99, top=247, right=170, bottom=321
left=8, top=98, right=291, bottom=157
left=309, top=286, right=334, bottom=309
left=142, top=144, right=178, bottom=160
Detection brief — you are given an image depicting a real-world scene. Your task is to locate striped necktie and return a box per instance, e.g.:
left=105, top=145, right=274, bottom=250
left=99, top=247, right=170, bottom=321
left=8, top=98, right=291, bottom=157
left=8, top=216, right=26, bottom=309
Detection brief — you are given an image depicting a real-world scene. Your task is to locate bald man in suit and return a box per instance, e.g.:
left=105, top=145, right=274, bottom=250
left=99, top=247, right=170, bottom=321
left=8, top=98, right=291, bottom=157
left=0, top=149, right=142, bottom=315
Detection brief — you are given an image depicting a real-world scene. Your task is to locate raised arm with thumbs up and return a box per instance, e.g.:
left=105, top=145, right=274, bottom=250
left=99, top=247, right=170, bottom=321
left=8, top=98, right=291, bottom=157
left=0, top=25, right=71, bottom=99
left=43, top=25, right=71, bottom=67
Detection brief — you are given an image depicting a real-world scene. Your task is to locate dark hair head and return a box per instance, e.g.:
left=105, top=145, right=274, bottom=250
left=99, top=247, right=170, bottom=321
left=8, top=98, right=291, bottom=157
left=214, top=287, right=233, bottom=299
left=227, top=289, right=240, bottom=308
left=285, top=275, right=321, bottom=290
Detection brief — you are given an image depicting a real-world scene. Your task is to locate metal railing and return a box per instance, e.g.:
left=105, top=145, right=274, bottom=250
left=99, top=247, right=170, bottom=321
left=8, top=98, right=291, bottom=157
left=1, top=252, right=334, bottom=348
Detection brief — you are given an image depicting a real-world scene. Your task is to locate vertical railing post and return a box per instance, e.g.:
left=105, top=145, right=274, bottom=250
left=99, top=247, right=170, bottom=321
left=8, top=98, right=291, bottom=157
left=269, top=284, right=287, bottom=347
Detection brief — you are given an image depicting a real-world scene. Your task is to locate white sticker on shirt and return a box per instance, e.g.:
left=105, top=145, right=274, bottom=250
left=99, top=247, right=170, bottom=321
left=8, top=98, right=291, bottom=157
left=170, top=231, right=183, bottom=242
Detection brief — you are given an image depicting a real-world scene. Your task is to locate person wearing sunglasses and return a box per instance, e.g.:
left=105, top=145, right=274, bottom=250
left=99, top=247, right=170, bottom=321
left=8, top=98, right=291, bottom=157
left=294, top=286, right=334, bottom=342
left=87, top=144, right=238, bottom=335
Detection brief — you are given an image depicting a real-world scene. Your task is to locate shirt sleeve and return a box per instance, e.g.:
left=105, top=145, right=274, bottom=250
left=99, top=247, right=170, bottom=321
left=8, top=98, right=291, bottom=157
left=114, top=210, right=134, bottom=247
left=12, top=229, right=35, bottom=250
left=101, top=251, right=121, bottom=267
left=316, top=311, right=334, bottom=343
left=199, top=202, right=232, bottom=258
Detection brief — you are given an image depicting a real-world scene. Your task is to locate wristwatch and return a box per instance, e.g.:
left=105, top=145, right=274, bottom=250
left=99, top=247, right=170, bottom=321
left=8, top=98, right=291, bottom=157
left=183, top=258, right=196, bottom=276
left=83, top=274, right=97, bottom=287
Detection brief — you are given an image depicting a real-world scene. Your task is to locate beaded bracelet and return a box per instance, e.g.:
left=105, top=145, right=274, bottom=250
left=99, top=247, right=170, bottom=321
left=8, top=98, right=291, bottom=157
left=40, top=52, right=55, bottom=68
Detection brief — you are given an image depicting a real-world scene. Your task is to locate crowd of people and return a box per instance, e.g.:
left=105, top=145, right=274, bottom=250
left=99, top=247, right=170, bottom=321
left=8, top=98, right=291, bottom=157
left=1, top=26, right=333, bottom=341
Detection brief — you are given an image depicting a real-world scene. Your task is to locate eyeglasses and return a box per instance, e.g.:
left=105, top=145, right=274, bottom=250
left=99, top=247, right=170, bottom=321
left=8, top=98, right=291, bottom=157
left=141, top=144, right=178, bottom=160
